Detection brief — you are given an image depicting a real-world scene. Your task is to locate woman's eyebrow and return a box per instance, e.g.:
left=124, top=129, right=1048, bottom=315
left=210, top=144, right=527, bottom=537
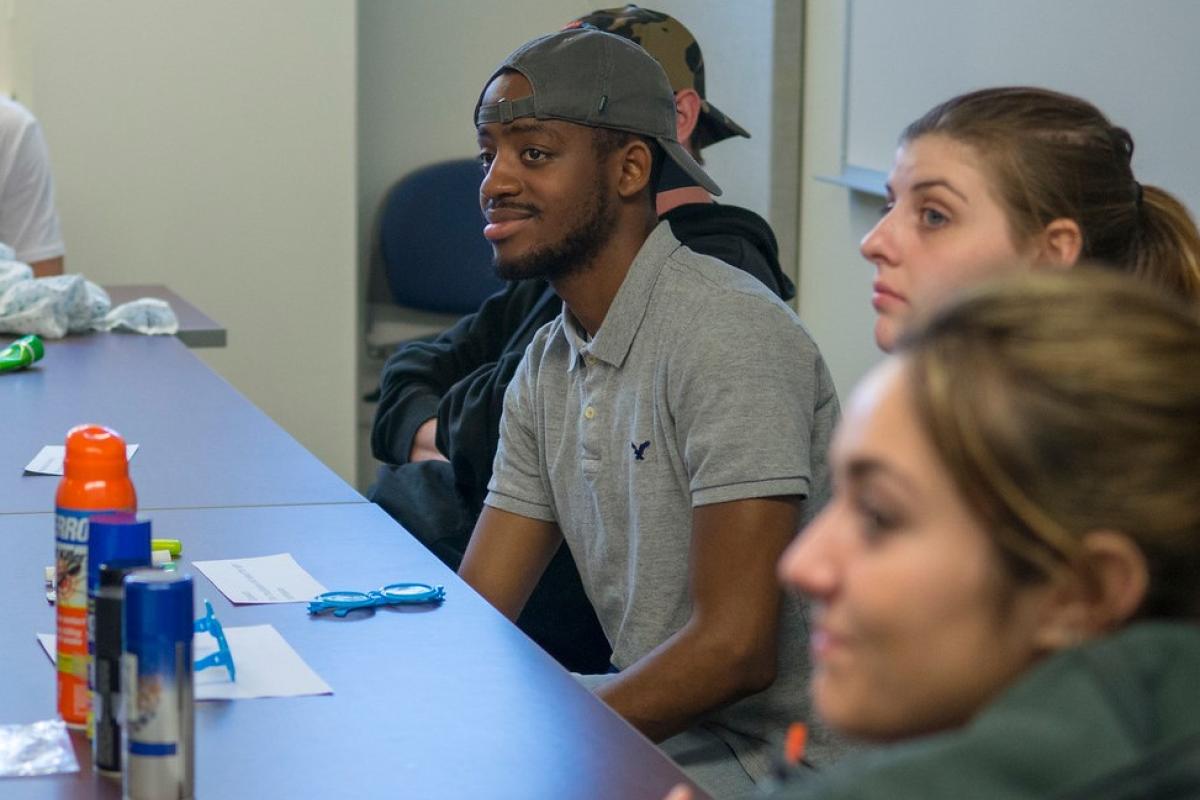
left=845, top=456, right=919, bottom=495
left=911, top=178, right=969, bottom=204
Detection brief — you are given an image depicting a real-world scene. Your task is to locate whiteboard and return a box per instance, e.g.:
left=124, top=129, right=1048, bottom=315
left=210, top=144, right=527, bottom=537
left=843, top=0, right=1200, bottom=214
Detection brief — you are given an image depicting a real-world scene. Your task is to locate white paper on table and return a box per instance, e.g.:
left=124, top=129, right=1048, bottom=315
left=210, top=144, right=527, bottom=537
left=24, top=444, right=139, bottom=476
left=192, top=553, right=326, bottom=604
left=37, top=624, right=332, bottom=701
left=193, top=624, right=332, bottom=699
left=36, top=633, right=55, bottom=662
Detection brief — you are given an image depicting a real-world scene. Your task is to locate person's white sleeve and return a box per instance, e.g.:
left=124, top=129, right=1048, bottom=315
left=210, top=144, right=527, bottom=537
left=0, top=114, right=64, bottom=264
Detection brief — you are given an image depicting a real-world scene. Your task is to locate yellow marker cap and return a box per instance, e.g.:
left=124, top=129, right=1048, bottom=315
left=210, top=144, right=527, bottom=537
left=151, top=538, right=182, bottom=557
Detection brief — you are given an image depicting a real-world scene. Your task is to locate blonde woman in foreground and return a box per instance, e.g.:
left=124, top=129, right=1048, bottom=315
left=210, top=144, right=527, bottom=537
left=671, top=268, right=1200, bottom=799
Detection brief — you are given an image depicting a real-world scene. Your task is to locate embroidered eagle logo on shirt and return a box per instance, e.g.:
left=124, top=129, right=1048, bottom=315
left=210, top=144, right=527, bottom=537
left=631, top=440, right=651, bottom=461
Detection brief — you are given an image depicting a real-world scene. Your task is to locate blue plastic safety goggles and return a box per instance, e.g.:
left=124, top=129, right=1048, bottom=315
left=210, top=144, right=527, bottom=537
left=307, top=582, right=445, bottom=617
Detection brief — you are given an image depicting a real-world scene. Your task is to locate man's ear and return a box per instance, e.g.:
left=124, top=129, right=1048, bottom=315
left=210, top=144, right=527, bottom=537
left=1031, top=530, right=1149, bottom=651
left=674, top=88, right=703, bottom=147
left=1034, top=218, right=1084, bottom=269
left=616, top=138, right=654, bottom=199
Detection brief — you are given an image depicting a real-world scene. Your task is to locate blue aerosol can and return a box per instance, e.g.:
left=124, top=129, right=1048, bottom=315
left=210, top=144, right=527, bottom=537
left=122, top=570, right=194, bottom=800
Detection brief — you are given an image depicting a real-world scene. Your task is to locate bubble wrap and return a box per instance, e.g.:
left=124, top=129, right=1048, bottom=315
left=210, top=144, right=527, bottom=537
left=0, top=260, right=178, bottom=338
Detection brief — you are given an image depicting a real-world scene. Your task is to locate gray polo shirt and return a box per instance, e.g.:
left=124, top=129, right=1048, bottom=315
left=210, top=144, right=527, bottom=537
left=486, top=221, right=840, bottom=778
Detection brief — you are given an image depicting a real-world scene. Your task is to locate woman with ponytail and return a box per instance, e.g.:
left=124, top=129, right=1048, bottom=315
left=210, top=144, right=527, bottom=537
left=861, top=86, right=1200, bottom=351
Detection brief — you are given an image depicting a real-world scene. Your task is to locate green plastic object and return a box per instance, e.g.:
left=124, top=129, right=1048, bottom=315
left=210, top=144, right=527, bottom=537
left=0, top=335, right=44, bottom=373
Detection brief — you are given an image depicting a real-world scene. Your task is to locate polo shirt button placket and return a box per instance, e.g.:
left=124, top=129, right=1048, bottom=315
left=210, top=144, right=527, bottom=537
left=577, top=346, right=605, bottom=469
left=580, top=351, right=598, bottom=422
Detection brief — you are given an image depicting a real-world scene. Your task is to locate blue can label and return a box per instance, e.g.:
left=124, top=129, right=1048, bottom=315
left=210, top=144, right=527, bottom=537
left=122, top=644, right=193, bottom=799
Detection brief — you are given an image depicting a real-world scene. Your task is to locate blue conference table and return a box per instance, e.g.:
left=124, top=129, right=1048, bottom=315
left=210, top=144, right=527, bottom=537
left=3, top=504, right=702, bottom=799
left=0, top=332, right=362, bottom=515
left=0, top=320, right=704, bottom=799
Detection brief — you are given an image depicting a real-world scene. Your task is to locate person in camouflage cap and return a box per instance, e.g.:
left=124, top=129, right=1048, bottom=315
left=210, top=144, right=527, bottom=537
left=566, top=4, right=751, bottom=155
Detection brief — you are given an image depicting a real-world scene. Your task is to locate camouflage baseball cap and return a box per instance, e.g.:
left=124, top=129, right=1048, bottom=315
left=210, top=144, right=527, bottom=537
left=565, top=4, right=751, bottom=149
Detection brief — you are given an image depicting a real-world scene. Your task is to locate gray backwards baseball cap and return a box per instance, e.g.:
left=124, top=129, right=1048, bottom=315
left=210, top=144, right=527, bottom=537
left=474, top=28, right=721, bottom=196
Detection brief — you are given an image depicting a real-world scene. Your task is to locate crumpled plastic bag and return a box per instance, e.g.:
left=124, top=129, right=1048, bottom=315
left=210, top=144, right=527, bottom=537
left=0, top=718, right=79, bottom=777
left=0, top=257, right=29, bottom=295
left=94, top=297, right=179, bottom=335
left=0, top=259, right=179, bottom=339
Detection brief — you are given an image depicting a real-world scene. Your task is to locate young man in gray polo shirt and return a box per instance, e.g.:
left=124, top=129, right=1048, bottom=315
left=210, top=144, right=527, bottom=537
left=461, top=28, right=840, bottom=795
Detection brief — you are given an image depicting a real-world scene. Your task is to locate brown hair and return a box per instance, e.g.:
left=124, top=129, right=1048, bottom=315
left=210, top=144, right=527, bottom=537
left=898, top=268, right=1200, bottom=619
left=903, top=87, right=1200, bottom=303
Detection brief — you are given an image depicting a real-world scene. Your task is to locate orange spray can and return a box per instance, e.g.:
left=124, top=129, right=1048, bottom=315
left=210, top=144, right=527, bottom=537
left=55, top=424, right=136, bottom=728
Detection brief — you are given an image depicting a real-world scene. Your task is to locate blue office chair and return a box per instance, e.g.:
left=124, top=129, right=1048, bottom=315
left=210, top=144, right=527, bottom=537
left=362, top=158, right=505, bottom=402
left=378, top=158, right=504, bottom=314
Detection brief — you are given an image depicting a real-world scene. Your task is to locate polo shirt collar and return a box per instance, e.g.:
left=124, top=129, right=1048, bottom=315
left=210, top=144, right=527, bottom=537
left=562, top=221, right=680, bottom=371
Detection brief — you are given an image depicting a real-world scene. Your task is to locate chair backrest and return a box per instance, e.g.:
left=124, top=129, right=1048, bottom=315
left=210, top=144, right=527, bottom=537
left=378, top=159, right=504, bottom=314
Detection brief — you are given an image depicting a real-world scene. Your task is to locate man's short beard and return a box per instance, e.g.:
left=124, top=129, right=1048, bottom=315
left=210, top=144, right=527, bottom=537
left=493, top=185, right=616, bottom=283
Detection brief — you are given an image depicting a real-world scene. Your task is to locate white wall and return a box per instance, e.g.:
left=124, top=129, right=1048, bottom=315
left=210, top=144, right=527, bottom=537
left=14, top=0, right=359, bottom=480
left=0, top=0, right=16, bottom=96
left=796, top=0, right=884, bottom=400
left=643, top=0, right=775, bottom=216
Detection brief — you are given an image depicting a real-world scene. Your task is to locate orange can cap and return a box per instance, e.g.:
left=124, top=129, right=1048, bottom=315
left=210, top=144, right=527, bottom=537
left=64, top=424, right=128, bottom=477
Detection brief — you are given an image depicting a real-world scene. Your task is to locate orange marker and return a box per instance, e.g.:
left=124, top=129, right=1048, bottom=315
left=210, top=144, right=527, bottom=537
left=55, top=425, right=136, bottom=730
left=758, top=721, right=811, bottom=796
left=784, top=722, right=808, bottom=767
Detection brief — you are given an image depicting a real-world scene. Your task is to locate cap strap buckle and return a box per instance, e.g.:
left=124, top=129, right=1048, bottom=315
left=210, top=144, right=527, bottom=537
left=476, top=96, right=537, bottom=126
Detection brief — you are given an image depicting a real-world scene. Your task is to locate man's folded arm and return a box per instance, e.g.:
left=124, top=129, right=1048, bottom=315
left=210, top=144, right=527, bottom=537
left=371, top=282, right=535, bottom=465
left=458, top=505, right=564, bottom=621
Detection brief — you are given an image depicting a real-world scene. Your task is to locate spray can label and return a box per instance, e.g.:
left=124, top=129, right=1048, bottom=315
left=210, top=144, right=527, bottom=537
left=56, top=508, right=93, bottom=728
left=123, top=645, right=193, bottom=799
left=93, top=639, right=122, bottom=773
